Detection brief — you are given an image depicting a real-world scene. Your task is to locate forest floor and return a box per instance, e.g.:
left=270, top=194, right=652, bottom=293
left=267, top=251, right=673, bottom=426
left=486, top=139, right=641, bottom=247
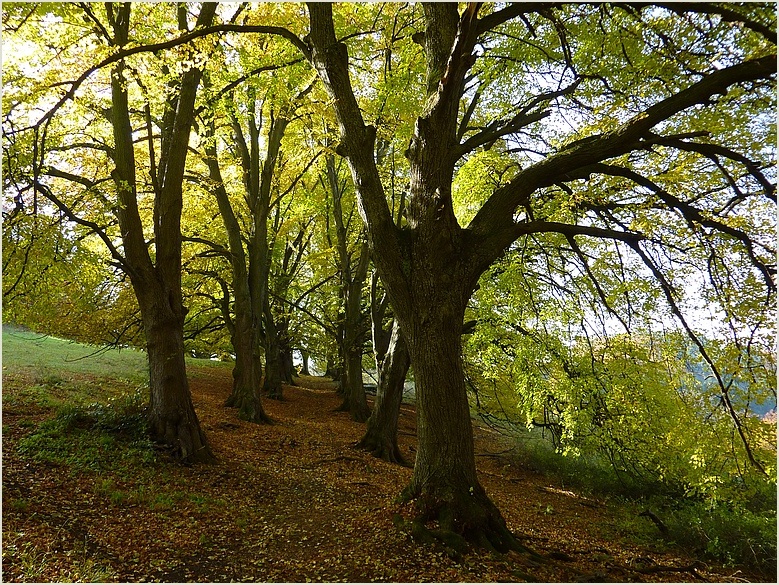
left=2, top=361, right=765, bottom=583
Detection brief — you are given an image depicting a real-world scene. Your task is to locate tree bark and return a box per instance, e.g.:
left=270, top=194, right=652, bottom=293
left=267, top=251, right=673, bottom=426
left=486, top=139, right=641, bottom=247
left=203, top=115, right=268, bottom=423
left=143, top=298, right=212, bottom=462
left=262, top=297, right=284, bottom=400
left=357, top=318, right=410, bottom=464
left=108, top=3, right=217, bottom=461
left=336, top=239, right=371, bottom=422
left=277, top=317, right=296, bottom=383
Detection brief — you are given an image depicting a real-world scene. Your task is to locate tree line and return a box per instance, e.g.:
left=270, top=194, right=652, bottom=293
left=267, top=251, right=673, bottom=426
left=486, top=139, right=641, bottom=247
left=3, top=2, right=775, bottom=550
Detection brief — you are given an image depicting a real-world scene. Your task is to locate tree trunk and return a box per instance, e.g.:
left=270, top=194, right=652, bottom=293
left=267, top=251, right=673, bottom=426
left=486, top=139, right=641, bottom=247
left=277, top=316, right=296, bottom=383
left=262, top=298, right=284, bottom=400
left=300, top=350, right=311, bottom=376
left=401, top=285, right=517, bottom=551
left=225, top=314, right=268, bottom=422
left=107, top=3, right=217, bottom=461
left=325, top=354, right=342, bottom=381
left=336, top=240, right=371, bottom=422
left=203, top=116, right=268, bottom=423
left=143, top=296, right=215, bottom=463
left=357, top=318, right=410, bottom=464
left=338, top=334, right=370, bottom=421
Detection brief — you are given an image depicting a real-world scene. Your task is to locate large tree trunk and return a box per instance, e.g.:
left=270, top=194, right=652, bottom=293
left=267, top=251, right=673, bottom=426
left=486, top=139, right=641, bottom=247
left=325, top=354, right=342, bottom=381
left=204, top=118, right=268, bottom=423
left=300, top=350, right=311, bottom=376
left=143, top=300, right=215, bottom=463
left=401, top=281, right=517, bottom=551
left=338, top=334, right=370, bottom=421
left=277, top=318, right=297, bottom=384
left=357, top=318, right=410, bottom=464
left=225, top=313, right=267, bottom=422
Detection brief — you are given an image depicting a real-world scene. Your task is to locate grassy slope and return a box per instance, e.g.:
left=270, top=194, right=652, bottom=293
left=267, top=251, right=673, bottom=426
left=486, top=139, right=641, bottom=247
left=2, top=324, right=149, bottom=381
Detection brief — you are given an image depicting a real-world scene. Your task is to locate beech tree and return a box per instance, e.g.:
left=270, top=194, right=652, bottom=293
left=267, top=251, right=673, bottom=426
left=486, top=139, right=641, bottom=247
left=301, top=2, right=775, bottom=548
left=319, top=154, right=372, bottom=421
left=4, top=2, right=223, bottom=461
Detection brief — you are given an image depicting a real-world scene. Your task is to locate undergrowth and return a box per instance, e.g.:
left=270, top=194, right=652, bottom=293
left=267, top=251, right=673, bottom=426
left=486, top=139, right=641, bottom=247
left=509, top=426, right=777, bottom=578
left=16, top=389, right=157, bottom=472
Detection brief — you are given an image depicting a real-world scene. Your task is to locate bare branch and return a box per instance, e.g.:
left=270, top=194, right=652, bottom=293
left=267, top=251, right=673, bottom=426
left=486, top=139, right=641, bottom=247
left=33, top=180, right=128, bottom=272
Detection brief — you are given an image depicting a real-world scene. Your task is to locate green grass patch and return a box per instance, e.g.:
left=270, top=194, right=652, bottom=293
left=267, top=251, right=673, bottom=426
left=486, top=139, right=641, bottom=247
left=668, top=501, right=776, bottom=575
left=508, top=424, right=777, bottom=578
left=2, top=324, right=149, bottom=383
left=16, top=389, right=157, bottom=473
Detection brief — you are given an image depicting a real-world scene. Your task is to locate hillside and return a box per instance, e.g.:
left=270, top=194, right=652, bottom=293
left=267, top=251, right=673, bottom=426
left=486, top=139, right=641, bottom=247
left=1, top=328, right=769, bottom=582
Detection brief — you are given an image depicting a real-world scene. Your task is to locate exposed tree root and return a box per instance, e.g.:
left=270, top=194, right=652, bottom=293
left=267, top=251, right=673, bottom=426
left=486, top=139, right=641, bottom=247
left=629, top=559, right=708, bottom=580
left=335, top=399, right=370, bottom=423
left=394, top=485, right=547, bottom=573
left=354, top=433, right=410, bottom=467
left=149, top=416, right=217, bottom=464
left=227, top=395, right=273, bottom=424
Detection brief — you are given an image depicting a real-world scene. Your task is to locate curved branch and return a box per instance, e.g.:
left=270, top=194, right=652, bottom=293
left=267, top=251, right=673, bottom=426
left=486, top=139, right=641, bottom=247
left=30, top=23, right=308, bottom=131
left=627, top=240, right=768, bottom=477
left=570, top=162, right=776, bottom=295
left=32, top=180, right=128, bottom=272
left=467, top=53, right=777, bottom=273
left=183, top=236, right=232, bottom=259
left=646, top=133, right=776, bottom=202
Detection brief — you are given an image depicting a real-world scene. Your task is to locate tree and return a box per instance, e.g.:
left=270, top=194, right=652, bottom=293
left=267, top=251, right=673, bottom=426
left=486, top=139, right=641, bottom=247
left=5, top=1, right=774, bottom=551
left=302, top=2, right=775, bottom=549
left=199, top=49, right=316, bottom=406
left=5, top=2, right=221, bottom=461
left=321, top=154, right=372, bottom=422
left=357, top=311, right=411, bottom=465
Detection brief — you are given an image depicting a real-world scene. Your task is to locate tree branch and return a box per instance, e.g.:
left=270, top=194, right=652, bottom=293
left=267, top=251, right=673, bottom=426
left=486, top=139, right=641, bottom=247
left=466, top=53, right=776, bottom=276
left=33, top=180, right=128, bottom=272
left=30, top=23, right=309, bottom=131
left=568, top=162, right=776, bottom=294
left=627, top=239, right=769, bottom=476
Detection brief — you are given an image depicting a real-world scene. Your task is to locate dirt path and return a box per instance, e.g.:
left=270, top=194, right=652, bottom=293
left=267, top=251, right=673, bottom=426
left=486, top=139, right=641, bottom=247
left=2, top=365, right=752, bottom=582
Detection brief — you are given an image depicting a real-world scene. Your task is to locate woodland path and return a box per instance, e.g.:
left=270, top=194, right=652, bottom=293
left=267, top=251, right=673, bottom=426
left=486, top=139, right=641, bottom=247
left=2, top=364, right=753, bottom=582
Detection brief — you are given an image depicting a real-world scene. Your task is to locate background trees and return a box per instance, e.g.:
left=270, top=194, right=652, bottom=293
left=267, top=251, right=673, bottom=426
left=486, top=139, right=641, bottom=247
left=3, top=0, right=775, bottom=556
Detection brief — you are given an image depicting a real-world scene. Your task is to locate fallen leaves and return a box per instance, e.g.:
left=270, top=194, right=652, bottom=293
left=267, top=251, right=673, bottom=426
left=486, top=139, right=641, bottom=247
left=2, top=364, right=760, bottom=582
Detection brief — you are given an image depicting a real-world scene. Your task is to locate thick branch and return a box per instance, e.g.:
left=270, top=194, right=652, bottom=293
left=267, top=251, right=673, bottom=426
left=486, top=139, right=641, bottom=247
left=306, top=2, right=408, bottom=314
left=467, top=54, right=777, bottom=276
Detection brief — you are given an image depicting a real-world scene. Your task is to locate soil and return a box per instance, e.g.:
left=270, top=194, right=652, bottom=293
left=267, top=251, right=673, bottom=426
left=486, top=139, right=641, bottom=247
left=1, top=366, right=760, bottom=582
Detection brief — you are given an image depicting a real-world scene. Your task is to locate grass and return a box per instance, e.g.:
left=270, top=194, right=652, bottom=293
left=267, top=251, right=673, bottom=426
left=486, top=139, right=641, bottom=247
left=2, top=323, right=225, bottom=510
left=2, top=324, right=149, bottom=383
left=15, top=389, right=156, bottom=472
